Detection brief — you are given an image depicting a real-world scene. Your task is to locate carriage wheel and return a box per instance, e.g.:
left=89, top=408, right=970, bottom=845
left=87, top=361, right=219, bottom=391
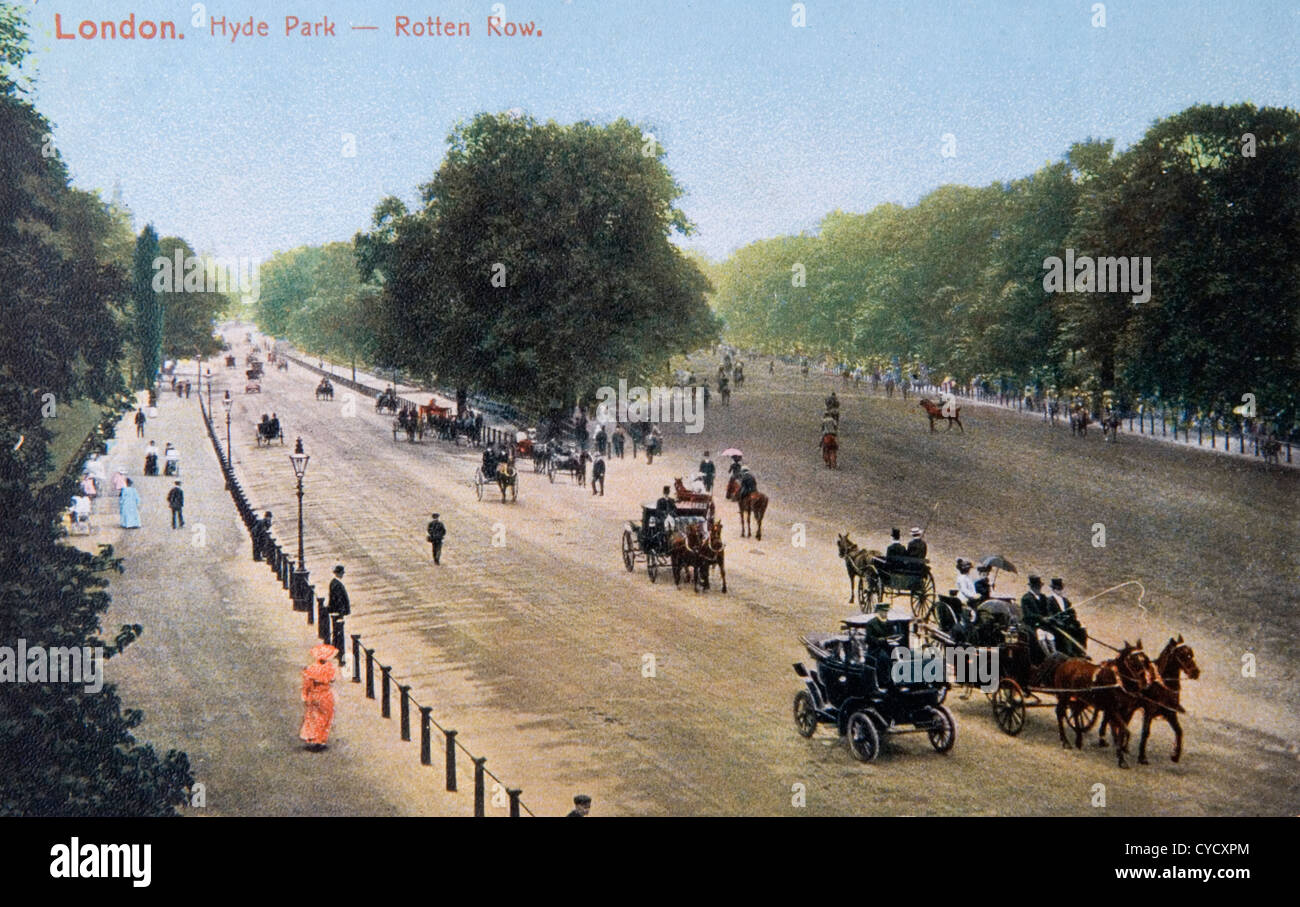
left=846, top=711, right=880, bottom=762
left=910, top=575, right=937, bottom=622
left=647, top=554, right=659, bottom=583
left=793, top=691, right=818, bottom=738
left=859, top=577, right=880, bottom=613
left=475, top=473, right=484, bottom=501
left=1068, top=701, right=1099, bottom=734
left=991, top=680, right=1026, bottom=736
left=926, top=705, right=957, bottom=754
left=621, top=531, right=636, bottom=572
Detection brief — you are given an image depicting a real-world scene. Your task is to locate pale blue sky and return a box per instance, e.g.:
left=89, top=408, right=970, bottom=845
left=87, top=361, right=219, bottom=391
left=20, top=0, right=1299, bottom=262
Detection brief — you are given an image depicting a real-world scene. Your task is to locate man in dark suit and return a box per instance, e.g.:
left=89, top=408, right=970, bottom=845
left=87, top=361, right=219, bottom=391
left=426, top=513, right=446, bottom=564
left=591, top=455, right=606, bottom=496
left=167, top=481, right=184, bottom=529
left=698, top=452, right=716, bottom=492
left=252, top=511, right=273, bottom=561
left=906, top=527, right=927, bottom=559
left=1020, top=575, right=1052, bottom=659
left=884, top=528, right=907, bottom=560
left=328, top=565, right=351, bottom=620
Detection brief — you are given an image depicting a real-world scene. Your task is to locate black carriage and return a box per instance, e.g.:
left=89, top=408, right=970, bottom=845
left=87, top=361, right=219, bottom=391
left=621, top=504, right=676, bottom=582
left=375, top=390, right=400, bottom=415
left=392, top=409, right=424, bottom=443
left=860, top=554, right=937, bottom=621
left=925, top=596, right=1099, bottom=738
left=315, top=379, right=334, bottom=401
left=255, top=420, right=285, bottom=447
left=792, top=616, right=956, bottom=762
left=547, top=445, right=587, bottom=483
left=474, top=462, right=518, bottom=502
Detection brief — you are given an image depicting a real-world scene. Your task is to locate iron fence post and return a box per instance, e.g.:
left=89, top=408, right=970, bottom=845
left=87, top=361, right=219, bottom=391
left=473, top=758, right=486, bottom=817
left=508, top=788, right=522, bottom=818
left=381, top=666, right=391, bottom=718
left=400, top=685, right=411, bottom=740
left=351, top=635, right=361, bottom=683
left=445, top=730, right=458, bottom=791
left=420, top=708, right=432, bottom=765
left=365, top=648, right=375, bottom=699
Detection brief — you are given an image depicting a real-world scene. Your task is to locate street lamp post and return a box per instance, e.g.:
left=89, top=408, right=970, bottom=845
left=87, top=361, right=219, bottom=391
left=289, top=438, right=310, bottom=611
left=222, top=392, right=232, bottom=459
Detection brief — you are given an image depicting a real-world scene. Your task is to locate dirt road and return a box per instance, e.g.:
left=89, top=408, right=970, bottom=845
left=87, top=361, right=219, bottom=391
left=212, top=338, right=1299, bottom=816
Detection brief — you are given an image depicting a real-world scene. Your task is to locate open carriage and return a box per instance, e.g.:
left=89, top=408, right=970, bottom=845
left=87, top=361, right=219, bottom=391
left=672, top=477, right=716, bottom=521
left=621, top=503, right=677, bottom=582
left=859, top=554, right=937, bottom=621
left=547, top=445, right=588, bottom=483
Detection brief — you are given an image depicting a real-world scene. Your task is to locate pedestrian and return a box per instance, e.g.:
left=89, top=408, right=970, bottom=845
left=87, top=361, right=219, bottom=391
left=595, top=426, right=608, bottom=457
left=327, top=565, right=350, bottom=659
left=698, top=451, right=716, bottom=492
left=578, top=451, right=590, bottom=487
left=300, top=643, right=338, bottom=752
left=252, top=510, right=273, bottom=561
left=612, top=426, right=625, bottom=459
left=118, top=478, right=141, bottom=529
left=591, top=454, right=606, bottom=496
left=426, top=513, right=446, bottom=564
left=134, top=408, right=146, bottom=437
left=167, top=480, right=184, bottom=529
left=567, top=794, right=592, bottom=817
left=184, top=380, right=191, bottom=399
left=80, top=473, right=98, bottom=512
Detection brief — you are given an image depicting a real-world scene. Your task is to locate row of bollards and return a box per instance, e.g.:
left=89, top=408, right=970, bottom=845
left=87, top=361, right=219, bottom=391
left=202, top=386, right=530, bottom=817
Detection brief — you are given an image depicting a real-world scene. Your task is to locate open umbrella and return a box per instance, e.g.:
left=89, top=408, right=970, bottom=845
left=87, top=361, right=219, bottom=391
left=720, top=448, right=743, bottom=458
left=979, top=555, right=1016, bottom=591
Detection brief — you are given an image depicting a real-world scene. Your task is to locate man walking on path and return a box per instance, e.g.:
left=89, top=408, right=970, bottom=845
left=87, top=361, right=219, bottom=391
left=699, top=452, right=716, bottom=492
left=591, top=454, right=606, bottom=496
left=135, top=409, right=147, bottom=437
left=167, top=481, right=184, bottom=529
left=427, top=513, right=446, bottom=564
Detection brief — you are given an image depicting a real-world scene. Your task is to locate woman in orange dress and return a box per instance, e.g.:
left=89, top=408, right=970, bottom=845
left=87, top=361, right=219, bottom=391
left=300, top=644, right=338, bottom=751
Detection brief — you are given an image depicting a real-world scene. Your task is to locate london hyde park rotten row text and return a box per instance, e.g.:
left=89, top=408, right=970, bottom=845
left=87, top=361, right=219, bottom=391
left=53, top=13, right=545, bottom=43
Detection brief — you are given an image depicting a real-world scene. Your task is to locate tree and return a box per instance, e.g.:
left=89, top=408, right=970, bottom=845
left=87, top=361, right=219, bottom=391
left=130, top=226, right=163, bottom=388
left=156, top=236, right=226, bottom=362
left=360, top=113, right=719, bottom=417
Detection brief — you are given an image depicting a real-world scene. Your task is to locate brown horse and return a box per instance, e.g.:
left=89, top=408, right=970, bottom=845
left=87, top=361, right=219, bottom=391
left=919, top=398, right=962, bottom=432
left=1099, top=636, right=1197, bottom=763
left=1100, top=411, right=1122, bottom=442
left=1051, top=641, right=1158, bottom=767
left=835, top=534, right=880, bottom=604
left=725, top=476, right=768, bottom=540
left=670, top=519, right=727, bottom=592
left=1070, top=405, right=1090, bottom=437
left=820, top=433, right=838, bottom=468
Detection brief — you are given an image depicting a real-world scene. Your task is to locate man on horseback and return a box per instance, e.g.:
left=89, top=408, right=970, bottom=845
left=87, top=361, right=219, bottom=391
left=727, top=454, right=744, bottom=483
left=737, top=466, right=758, bottom=500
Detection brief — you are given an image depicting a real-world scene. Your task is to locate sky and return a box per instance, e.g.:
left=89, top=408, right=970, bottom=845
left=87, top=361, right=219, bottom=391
left=18, top=0, right=1300, bottom=263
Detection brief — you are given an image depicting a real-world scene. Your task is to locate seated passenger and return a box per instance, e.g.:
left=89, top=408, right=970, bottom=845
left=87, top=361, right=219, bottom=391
left=884, top=527, right=907, bottom=560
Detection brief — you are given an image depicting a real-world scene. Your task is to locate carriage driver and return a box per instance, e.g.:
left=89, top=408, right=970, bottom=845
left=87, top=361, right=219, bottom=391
left=482, top=445, right=498, bottom=477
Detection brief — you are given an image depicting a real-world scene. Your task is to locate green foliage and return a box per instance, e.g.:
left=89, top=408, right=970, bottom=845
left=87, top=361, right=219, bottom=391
left=359, top=113, right=719, bottom=414
left=712, top=105, right=1300, bottom=424
left=130, top=225, right=163, bottom=388
left=156, top=236, right=227, bottom=361
left=255, top=242, right=379, bottom=365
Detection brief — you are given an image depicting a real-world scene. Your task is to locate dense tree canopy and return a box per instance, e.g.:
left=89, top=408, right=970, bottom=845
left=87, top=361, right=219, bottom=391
left=712, top=104, right=1300, bottom=426
left=357, top=113, right=719, bottom=415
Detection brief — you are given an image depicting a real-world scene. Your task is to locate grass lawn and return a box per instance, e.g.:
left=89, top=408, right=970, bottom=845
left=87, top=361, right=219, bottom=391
left=42, top=398, right=111, bottom=486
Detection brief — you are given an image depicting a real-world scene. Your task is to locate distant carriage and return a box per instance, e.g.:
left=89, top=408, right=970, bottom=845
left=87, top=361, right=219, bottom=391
left=547, top=446, right=589, bottom=484
left=315, top=378, right=334, bottom=401
left=255, top=420, right=284, bottom=446
left=475, top=460, right=518, bottom=502
left=622, top=503, right=676, bottom=582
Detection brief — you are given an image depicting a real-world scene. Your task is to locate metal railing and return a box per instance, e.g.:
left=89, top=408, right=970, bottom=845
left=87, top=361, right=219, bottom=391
left=198, top=393, right=534, bottom=816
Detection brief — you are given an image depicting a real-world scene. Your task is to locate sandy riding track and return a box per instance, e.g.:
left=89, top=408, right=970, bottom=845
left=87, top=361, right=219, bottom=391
left=216, top=346, right=1298, bottom=816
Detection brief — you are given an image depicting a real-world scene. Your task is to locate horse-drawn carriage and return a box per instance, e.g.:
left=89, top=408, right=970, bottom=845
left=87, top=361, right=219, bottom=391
left=475, top=456, right=518, bottom=502
left=621, top=503, right=677, bottom=582
left=255, top=418, right=284, bottom=447
left=244, top=376, right=261, bottom=394
left=375, top=389, right=400, bottom=415
left=225, top=354, right=236, bottom=368
left=672, top=477, right=716, bottom=521
left=547, top=445, right=588, bottom=483
left=393, top=407, right=425, bottom=443
left=792, top=616, right=956, bottom=762
left=315, top=378, right=334, bottom=401
left=859, top=554, right=937, bottom=621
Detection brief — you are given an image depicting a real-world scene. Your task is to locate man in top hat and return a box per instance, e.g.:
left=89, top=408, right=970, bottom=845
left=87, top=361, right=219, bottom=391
left=698, top=451, right=716, bottom=492
left=567, top=794, right=592, bottom=817
left=1046, top=577, right=1087, bottom=657
left=906, top=527, right=927, bottom=559
left=328, top=565, right=351, bottom=619
left=252, top=511, right=273, bottom=561
left=426, top=513, right=446, bottom=564
left=1019, top=575, right=1053, bottom=659
left=884, top=528, right=907, bottom=560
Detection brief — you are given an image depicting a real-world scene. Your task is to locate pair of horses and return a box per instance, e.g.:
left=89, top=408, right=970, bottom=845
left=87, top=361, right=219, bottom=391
left=1050, top=636, right=1198, bottom=767
left=919, top=398, right=963, bottom=432
left=669, top=518, right=727, bottom=592
left=725, top=475, right=767, bottom=540
left=315, top=379, right=334, bottom=401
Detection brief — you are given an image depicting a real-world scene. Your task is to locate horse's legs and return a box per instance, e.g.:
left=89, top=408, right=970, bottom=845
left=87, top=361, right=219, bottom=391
left=754, top=507, right=763, bottom=541
left=717, top=556, right=726, bottom=593
left=1139, top=713, right=1153, bottom=765
left=1056, top=701, right=1072, bottom=749
left=1167, top=713, right=1183, bottom=763
left=955, top=416, right=963, bottom=433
